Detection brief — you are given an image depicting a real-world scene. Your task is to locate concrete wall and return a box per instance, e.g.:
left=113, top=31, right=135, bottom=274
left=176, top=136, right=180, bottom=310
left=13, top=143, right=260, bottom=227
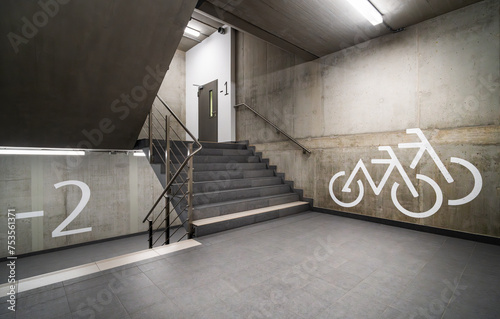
left=139, top=50, right=187, bottom=140
left=0, top=152, right=164, bottom=257
left=186, top=27, right=236, bottom=142
left=235, top=0, right=500, bottom=237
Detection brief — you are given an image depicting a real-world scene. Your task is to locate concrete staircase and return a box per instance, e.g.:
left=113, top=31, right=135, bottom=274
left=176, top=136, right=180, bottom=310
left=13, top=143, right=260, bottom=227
left=144, top=140, right=311, bottom=237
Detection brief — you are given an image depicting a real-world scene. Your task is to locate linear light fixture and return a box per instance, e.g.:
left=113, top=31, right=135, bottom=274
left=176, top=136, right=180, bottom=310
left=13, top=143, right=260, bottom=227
left=133, top=151, right=146, bottom=157
left=184, top=27, right=200, bottom=38
left=0, top=149, right=85, bottom=156
left=346, top=0, right=383, bottom=26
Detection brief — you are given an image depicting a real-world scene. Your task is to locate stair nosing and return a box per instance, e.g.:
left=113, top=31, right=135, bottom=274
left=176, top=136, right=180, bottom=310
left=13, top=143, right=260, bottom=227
left=171, top=176, right=282, bottom=187
left=193, top=193, right=299, bottom=209
left=193, top=201, right=309, bottom=226
left=190, top=169, right=273, bottom=175
left=192, top=183, right=290, bottom=197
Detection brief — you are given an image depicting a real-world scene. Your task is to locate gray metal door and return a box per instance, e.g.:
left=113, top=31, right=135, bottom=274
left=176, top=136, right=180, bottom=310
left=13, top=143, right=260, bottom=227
left=198, top=80, right=218, bottom=142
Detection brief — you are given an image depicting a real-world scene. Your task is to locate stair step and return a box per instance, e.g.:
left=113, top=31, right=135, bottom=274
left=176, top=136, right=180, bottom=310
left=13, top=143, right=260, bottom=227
left=193, top=193, right=300, bottom=220
left=172, top=162, right=267, bottom=172
left=189, top=169, right=275, bottom=182
left=172, top=148, right=253, bottom=156
left=192, top=184, right=291, bottom=206
left=172, top=177, right=283, bottom=193
left=200, top=142, right=247, bottom=149
left=171, top=155, right=260, bottom=164
left=193, top=202, right=310, bottom=237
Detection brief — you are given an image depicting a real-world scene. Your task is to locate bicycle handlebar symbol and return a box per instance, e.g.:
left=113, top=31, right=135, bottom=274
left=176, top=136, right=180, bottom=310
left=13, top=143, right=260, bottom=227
left=329, top=128, right=482, bottom=218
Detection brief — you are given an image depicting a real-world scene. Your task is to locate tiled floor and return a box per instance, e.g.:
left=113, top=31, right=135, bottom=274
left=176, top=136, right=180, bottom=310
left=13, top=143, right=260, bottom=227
left=1, top=211, right=499, bottom=318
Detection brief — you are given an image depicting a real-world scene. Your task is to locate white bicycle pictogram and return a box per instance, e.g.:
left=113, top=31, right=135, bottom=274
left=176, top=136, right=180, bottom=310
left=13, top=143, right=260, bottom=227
left=329, top=128, right=483, bottom=218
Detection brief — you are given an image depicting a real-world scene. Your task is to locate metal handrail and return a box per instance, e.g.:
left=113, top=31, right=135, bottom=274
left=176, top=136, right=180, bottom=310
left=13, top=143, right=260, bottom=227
left=142, top=96, right=203, bottom=224
left=234, top=103, right=311, bottom=154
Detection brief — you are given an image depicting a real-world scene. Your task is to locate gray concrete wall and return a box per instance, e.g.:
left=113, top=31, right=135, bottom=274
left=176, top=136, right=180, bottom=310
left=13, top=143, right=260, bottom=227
left=0, top=152, right=165, bottom=257
left=139, top=50, right=187, bottom=140
left=0, top=0, right=197, bottom=149
left=235, top=0, right=500, bottom=237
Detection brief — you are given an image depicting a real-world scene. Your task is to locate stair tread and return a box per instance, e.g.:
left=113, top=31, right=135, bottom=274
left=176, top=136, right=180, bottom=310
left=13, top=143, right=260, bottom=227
left=200, top=142, right=248, bottom=149
left=194, top=193, right=298, bottom=209
left=193, top=201, right=309, bottom=226
left=172, top=176, right=280, bottom=186
left=192, top=183, right=289, bottom=197
left=196, top=176, right=278, bottom=185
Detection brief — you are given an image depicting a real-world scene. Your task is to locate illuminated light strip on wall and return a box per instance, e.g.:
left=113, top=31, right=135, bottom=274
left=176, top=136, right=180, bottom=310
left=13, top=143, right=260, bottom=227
left=346, top=0, right=383, bottom=26
left=133, top=151, right=146, bottom=157
left=0, top=149, right=85, bottom=156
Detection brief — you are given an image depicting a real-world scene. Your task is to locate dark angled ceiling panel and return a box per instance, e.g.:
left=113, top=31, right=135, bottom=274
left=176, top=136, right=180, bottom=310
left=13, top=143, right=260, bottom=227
left=0, top=0, right=198, bottom=149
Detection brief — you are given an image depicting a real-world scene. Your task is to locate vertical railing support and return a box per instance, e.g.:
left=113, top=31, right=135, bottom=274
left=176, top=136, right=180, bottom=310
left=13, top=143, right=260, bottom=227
left=187, top=143, right=194, bottom=239
left=148, top=108, right=153, bottom=163
left=148, top=219, right=153, bottom=249
left=165, top=115, right=171, bottom=245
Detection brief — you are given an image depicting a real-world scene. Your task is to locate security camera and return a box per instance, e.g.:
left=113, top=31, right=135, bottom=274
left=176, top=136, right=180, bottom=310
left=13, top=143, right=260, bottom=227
left=218, top=27, right=226, bottom=34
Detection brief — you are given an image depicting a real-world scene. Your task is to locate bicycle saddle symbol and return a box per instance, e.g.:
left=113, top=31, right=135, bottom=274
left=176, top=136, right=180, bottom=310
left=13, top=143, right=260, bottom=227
left=329, top=128, right=482, bottom=218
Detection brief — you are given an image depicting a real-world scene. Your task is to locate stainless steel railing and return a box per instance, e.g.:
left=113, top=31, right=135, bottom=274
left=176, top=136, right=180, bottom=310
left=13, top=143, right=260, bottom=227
left=142, top=95, right=202, bottom=248
left=234, top=103, right=311, bottom=154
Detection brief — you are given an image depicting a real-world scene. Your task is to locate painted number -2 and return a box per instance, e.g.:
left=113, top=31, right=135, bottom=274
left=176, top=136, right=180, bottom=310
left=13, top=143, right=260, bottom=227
left=52, top=180, right=92, bottom=238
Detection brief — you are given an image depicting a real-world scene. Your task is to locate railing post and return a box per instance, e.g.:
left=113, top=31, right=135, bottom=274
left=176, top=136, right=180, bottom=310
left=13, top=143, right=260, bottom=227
left=148, top=219, right=153, bottom=249
left=187, top=143, right=194, bottom=239
left=148, top=108, right=153, bottom=163
left=165, top=115, right=171, bottom=245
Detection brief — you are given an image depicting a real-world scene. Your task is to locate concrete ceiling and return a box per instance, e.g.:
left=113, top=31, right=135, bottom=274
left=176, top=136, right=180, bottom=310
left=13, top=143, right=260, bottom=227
left=0, top=0, right=197, bottom=149
left=197, top=0, right=484, bottom=59
left=178, top=11, right=224, bottom=52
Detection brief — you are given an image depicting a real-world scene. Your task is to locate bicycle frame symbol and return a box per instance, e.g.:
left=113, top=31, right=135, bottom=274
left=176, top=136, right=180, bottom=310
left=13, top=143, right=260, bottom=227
left=329, top=128, right=482, bottom=218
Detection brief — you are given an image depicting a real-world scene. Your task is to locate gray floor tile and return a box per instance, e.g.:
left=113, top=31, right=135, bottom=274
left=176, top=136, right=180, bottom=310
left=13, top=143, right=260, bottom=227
left=380, top=306, right=406, bottom=319
left=15, top=282, right=63, bottom=299
left=449, top=273, right=500, bottom=312
left=71, top=299, right=130, bottom=319
left=64, top=274, right=109, bottom=296
left=280, top=287, right=332, bottom=318
left=361, top=268, right=412, bottom=295
left=116, top=285, right=166, bottom=315
left=443, top=296, right=500, bottom=319
left=66, top=283, right=121, bottom=314
left=128, top=297, right=183, bottom=319
left=16, top=295, right=71, bottom=319
left=168, top=283, right=223, bottom=317
left=318, top=290, right=387, bottom=319
left=337, top=259, right=378, bottom=279
left=0, top=312, right=15, bottom=319
left=17, top=286, right=66, bottom=309
left=391, top=293, right=448, bottom=319
left=301, top=276, right=347, bottom=304
left=322, top=268, right=364, bottom=291
left=222, top=287, right=303, bottom=319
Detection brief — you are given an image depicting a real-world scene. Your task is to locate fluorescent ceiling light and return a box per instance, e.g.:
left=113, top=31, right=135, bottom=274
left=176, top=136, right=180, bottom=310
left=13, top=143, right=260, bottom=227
left=133, top=151, right=146, bottom=157
left=184, top=27, right=200, bottom=37
left=0, top=149, right=85, bottom=156
left=346, top=0, right=383, bottom=26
